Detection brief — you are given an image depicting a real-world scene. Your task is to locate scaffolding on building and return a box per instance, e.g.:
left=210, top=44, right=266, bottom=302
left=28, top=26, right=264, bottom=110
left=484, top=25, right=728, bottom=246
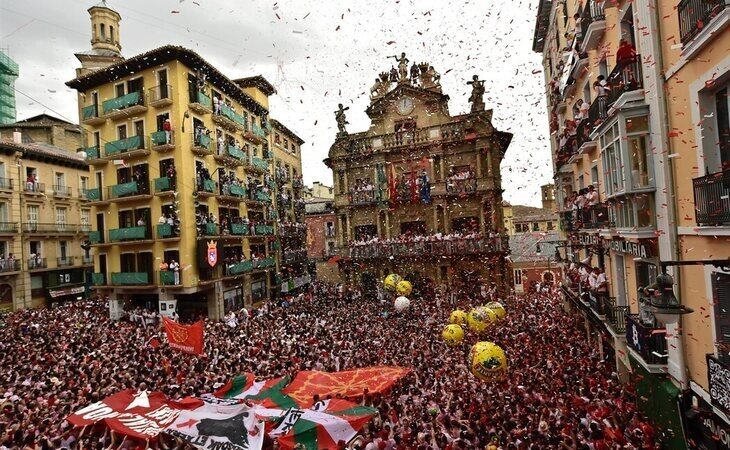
left=0, top=50, right=19, bottom=125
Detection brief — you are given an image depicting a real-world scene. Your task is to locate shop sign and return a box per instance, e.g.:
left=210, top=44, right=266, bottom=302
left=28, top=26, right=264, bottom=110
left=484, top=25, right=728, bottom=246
left=49, top=285, right=85, bottom=298
left=609, top=239, right=653, bottom=258
left=574, top=233, right=603, bottom=247
left=685, top=388, right=730, bottom=450
left=708, top=355, right=730, bottom=416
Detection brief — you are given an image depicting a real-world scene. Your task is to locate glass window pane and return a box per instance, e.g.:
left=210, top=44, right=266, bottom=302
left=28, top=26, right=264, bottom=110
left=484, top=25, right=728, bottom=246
left=628, top=136, right=651, bottom=188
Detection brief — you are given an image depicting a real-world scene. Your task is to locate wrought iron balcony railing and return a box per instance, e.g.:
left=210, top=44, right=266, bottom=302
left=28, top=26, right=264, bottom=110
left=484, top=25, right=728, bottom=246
left=626, top=314, right=668, bottom=365
left=693, top=169, right=730, bottom=226
left=678, top=0, right=728, bottom=44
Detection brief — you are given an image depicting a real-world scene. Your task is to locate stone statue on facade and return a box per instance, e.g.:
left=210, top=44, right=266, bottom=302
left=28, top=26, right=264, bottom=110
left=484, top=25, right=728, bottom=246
left=389, top=52, right=410, bottom=83
left=467, top=74, right=486, bottom=112
left=418, top=64, right=441, bottom=90
left=370, top=72, right=391, bottom=99
left=335, top=103, right=350, bottom=135
left=410, top=62, right=420, bottom=85
left=389, top=66, right=398, bottom=83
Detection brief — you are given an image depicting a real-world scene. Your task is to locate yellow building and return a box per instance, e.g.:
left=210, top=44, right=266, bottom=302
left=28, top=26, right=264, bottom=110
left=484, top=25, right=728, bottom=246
left=503, top=184, right=558, bottom=236
left=326, top=56, right=512, bottom=296
left=268, top=118, right=308, bottom=294
left=67, top=4, right=304, bottom=318
left=303, top=181, right=335, bottom=200
left=0, top=115, right=92, bottom=311
left=534, top=0, right=729, bottom=446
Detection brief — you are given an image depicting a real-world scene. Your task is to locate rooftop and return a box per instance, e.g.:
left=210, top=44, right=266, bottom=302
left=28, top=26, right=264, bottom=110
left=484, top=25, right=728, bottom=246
left=509, top=231, right=560, bottom=263
left=270, top=119, right=305, bottom=145
left=234, top=75, right=277, bottom=96
left=0, top=140, right=87, bottom=168
left=0, top=114, right=81, bottom=132
left=66, top=45, right=268, bottom=117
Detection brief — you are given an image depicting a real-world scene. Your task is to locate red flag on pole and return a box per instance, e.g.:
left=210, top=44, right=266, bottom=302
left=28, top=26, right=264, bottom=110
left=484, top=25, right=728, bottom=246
left=162, top=317, right=204, bottom=355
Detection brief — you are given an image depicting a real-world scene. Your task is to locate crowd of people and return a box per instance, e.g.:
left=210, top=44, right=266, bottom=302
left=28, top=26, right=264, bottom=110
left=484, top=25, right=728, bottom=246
left=0, top=282, right=661, bottom=449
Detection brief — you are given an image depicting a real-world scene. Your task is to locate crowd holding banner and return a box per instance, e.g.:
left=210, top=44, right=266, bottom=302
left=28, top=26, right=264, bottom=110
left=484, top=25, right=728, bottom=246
left=0, top=282, right=661, bottom=449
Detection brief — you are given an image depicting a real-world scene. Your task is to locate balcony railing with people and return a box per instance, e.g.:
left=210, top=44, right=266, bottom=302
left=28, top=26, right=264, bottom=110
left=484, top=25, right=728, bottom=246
left=349, top=188, right=380, bottom=205
left=606, top=55, right=644, bottom=109
left=0, top=259, right=21, bottom=273
left=282, top=249, right=308, bottom=264
left=158, top=270, right=182, bottom=286
left=279, top=223, right=307, bottom=238
left=27, top=257, right=47, bottom=270
left=347, top=234, right=508, bottom=260
left=446, top=176, right=477, bottom=195
left=693, top=169, right=730, bottom=226
left=23, top=181, right=45, bottom=194
left=625, top=314, right=668, bottom=365
left=678, top=0, right=728, bottom=44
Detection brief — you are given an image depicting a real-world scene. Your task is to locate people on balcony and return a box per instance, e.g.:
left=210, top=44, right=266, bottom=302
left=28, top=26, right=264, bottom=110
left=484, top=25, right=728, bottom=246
left=446, top=167, right=476, bottom=194
left=28, top=252, right=43, bottom=269
left=616, top=39, right=637, bottom=65
left=194, top=124, right=211, bottom=146
left=593, top=75, right=610, bottom=98
left=0, top=253, right=15, bottom=271
left=196, top=164, right=213, bottom=192
left=218, top=172, right=244, bottom=196
left=162, top=118, right=172, bottom=144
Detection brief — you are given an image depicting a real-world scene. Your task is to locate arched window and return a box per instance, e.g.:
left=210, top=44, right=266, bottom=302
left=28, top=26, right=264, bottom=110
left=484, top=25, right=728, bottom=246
left=110, top=26, right=114, bottom=43
left=100, top=23, right=106, bottom=40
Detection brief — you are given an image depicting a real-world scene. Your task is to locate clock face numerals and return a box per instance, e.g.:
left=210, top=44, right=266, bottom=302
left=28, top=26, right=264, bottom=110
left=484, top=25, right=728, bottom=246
left=396, top=97, right=415, bottom=115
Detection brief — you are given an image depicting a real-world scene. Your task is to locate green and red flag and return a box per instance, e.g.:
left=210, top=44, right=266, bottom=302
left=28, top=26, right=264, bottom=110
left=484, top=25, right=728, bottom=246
left=215, top=375, right=297, bottom=409
left=257, top=399, right=377, bottom=450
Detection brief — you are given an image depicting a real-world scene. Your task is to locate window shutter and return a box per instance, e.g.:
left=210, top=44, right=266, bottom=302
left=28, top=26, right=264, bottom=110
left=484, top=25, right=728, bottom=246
left=713, top=273, right=730, bottom=364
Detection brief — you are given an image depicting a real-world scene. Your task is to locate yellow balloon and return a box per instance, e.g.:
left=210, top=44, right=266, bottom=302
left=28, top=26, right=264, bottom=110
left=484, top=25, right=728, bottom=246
left=449, top=310, right=468, bottom=325
left=384, top=274, right=401, bottom=292
left=442, top=324, right=464, bottom=346
left=469, top=341, right=508, bottom=382
left=485, top=302, right=506, bottom=320
left=396, top=280, right=413, bottom=296
left=467, top=307, right=497, bottom=333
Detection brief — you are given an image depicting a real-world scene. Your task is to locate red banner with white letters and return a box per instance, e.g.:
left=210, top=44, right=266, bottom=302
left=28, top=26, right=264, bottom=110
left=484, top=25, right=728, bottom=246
left=67, top=390, right=202, bottom=440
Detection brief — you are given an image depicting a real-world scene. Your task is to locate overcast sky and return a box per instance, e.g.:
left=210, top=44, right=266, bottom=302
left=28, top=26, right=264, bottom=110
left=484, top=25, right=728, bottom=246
left=0, top=0, right=552, bottom=206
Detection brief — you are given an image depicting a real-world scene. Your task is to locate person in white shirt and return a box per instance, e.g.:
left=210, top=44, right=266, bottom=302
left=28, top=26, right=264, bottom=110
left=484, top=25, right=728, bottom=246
left=585, top=185, right=599, bottom=207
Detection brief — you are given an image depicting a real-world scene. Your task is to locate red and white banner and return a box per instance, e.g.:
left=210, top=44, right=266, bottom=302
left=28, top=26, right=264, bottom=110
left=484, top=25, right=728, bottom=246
left=67, top=390, right=202, bottom=440
left=163, top=317, right=204, bottom=355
